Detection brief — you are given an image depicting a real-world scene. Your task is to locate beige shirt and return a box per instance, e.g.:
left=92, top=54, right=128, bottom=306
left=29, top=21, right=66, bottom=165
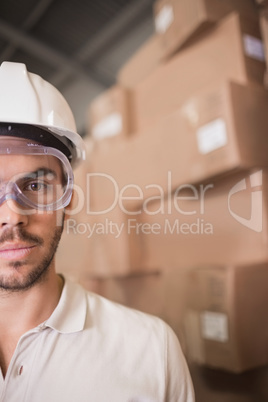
left=0, top=278, right=194, bottom=402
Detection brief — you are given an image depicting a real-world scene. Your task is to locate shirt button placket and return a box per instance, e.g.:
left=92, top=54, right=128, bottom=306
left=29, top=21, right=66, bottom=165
left=18, top=365, right=24, bottom=376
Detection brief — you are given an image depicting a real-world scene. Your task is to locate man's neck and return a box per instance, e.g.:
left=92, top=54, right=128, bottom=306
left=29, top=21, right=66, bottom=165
left=0, top=270, right=64, bottom=337
left=0, top=270, right=64, bottom=378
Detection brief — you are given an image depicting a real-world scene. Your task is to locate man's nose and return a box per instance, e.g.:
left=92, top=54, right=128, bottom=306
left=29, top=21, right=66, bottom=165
left=0, top=199, right=29, bottom=228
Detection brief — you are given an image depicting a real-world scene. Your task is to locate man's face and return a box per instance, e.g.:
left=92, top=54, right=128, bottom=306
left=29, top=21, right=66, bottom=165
left=0, top=137, right=65, bottom=292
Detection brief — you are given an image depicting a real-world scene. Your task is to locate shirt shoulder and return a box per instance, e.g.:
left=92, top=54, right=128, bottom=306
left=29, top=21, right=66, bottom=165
left=57, top=278, right=195, bottom=402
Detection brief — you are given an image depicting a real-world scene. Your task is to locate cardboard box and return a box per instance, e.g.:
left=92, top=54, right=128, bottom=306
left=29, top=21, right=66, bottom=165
left=255, top=0, right=268, bottom=6
left=89, top=80, right=268, bottom=212
left=154, top=0, right=232, bottom=59
left=59, top=144, right=141, bottom=278
left=56, top=228, right=92, bottom=281
left=228, top=0, right=259, bottom=16
left=128, top=169, right=268, bottom=270
left=87, top=85, right=132, bottom=140
left=87, top=208, right=143, bottom=277
left=80, top=272, right=165, bottom=313
left=260, top=9, right=268, bottom=87
left=260, top=9, right=268, bottom=60
left=183, top=263, right=268, bottom=372
left=70, top=137, right=94, bottom=224
left=67, top=146, right=139, bottom=278
left=134, top=12, right=265, bottom=131
left=117, top=34, right=162, bottom=89
left=64, top=205, right=145, bottom=278
left=58, top=213, right=133, bottom=279
left=79, top=266, right=188, bottom=350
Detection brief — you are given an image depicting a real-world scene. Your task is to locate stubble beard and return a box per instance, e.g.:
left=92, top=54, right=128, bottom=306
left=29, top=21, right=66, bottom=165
left=0, top=222, right=64, bottom=293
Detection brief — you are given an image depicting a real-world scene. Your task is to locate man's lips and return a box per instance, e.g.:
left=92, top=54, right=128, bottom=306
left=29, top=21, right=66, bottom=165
left=0, top=243, right=37, bottom=260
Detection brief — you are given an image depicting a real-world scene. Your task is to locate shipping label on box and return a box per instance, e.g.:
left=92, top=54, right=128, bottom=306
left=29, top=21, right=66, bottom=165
left=196, top=118, right=228, bottom=154
left=155, top=4, right=174, bottom=34
left=201, top=311, right=229, bottom=342
left=243, top=34, right=265, bottom=61
left=92, top=113, right=123, bottom=140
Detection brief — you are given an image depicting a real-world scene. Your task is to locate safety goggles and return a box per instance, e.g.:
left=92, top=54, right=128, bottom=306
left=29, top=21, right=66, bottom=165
left=0, top=143, right=74, bottom=211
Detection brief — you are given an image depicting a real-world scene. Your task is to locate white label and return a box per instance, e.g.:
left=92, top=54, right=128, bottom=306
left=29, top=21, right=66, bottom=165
left=196, top=118, right=227, bottom=154
left=201, top=311, right=229, bottom=342
left=155, top=5, right=174, bottom=34
left=92, top=113, right=122, bottom=140
left=243, top=34, right=265, bottom=62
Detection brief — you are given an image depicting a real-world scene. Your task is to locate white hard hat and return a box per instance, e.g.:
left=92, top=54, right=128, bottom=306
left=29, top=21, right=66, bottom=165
left=0, top=61, right=86, bottom=167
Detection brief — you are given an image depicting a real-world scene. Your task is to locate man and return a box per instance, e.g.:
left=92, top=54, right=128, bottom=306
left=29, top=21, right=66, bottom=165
left=0, top=61, right=194, bottom=402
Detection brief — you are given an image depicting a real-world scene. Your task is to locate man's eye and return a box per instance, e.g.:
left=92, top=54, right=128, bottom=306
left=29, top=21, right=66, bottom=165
left=25, top=181, right=47, bottom=192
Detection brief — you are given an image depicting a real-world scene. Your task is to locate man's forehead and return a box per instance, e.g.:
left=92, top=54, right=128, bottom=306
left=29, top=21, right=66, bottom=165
left=0, top=136, right=67, bottom=182
left=0, top=137, right=60, bottom=173
left=0, top=151, right=61, bottom=182
left=0, top=135, right=39, bottom=147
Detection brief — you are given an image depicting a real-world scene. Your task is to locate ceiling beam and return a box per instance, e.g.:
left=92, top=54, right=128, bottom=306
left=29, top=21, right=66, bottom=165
left=76, top=0, right=154, bottom=63
left=50, top=0, right=154, bottom=88
left=0, top=0, right=57, bottom=62
left=0, top=0, right=154, bottom=90
left=0, top=17, right=113, bottom=87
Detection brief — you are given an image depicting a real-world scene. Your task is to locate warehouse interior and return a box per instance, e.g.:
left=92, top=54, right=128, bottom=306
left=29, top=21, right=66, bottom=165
left=0, top=0, right=156, bottom=135
left=1, top=0, right=268, bottom=400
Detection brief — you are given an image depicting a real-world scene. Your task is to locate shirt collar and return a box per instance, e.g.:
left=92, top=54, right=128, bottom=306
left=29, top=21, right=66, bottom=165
left=44, top=276, right=87, bottom=333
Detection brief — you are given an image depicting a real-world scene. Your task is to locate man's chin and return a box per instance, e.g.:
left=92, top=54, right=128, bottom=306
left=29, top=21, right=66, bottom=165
left=0, top=264, right=49, bottom=292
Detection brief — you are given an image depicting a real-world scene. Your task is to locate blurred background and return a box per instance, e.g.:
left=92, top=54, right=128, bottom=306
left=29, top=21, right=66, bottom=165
left=2, top=0, right=268, bottom=401
left=0, top=0, right=156, bottom=135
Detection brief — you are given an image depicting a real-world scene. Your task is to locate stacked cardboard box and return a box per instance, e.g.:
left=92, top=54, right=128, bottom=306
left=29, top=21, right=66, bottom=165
left=134, top=12, right=265, bottom=131
left=61, top=0, right=268, bottom=373
left=128, top=169, right=268, bottom=270
left=87, top=85, right=133, bottom=142
left=183, top=263, right=268, bottom=372
left=81, top=2, right=265, bottom=272
left=256, top=0, right=268, bottom=6
left=260, top=8, right=268, bottom=87
left=154, top=0, right=232, bottom=59
left=117, top=34, right=163, bottom=89
left=79, top=271, right=167, bottom=323
left=90, top=80, right=268, bottom=218
left=154, top=0, right=259, bottom=60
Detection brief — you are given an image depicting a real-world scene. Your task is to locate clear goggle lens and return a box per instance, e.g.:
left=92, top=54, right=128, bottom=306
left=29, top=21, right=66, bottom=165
left=0, top=145, right=73, bottom=211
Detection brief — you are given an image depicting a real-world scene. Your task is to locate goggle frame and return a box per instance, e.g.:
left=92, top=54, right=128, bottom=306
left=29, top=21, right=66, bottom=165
left=0, top=144, right=74, bottom=211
